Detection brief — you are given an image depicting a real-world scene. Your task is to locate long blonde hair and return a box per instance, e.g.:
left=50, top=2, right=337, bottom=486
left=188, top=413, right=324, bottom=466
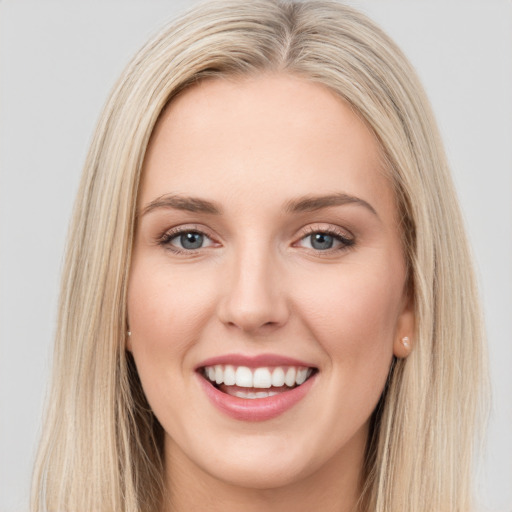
left=31, top=1, right=488, bottom=510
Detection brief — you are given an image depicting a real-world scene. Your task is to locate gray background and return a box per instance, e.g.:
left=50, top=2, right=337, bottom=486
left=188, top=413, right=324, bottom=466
left=1, top=1, right=511, bottom=511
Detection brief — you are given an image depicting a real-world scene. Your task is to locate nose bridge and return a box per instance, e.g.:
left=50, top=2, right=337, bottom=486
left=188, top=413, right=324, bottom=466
left=219, top=236, right=288, bottom=332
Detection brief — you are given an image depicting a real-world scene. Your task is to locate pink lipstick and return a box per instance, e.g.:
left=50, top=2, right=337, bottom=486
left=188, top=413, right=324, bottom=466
left=196, top=353, right=317, bottom=421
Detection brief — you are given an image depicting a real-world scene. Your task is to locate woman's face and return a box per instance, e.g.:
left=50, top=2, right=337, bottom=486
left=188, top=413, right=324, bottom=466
left=127, top=75, right=413, bottom=491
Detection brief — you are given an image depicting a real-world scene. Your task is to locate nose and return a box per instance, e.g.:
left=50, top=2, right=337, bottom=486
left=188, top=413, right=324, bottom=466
left=217, top=245, right=290, bottom=334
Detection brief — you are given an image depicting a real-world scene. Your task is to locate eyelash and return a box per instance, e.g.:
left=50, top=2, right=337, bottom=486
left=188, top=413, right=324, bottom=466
left=157, top=225, right=217, bottom=255
left=157, top=225, right=355, bottom=255
left=297, top=225, right=355, bottom=254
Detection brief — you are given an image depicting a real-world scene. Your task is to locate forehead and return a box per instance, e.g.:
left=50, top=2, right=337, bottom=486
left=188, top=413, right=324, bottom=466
left=140, top=74, right=395, bottom=221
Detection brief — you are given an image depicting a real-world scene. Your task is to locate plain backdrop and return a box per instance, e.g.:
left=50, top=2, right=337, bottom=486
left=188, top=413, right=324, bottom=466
left=1, top=1, right=511, bottom=511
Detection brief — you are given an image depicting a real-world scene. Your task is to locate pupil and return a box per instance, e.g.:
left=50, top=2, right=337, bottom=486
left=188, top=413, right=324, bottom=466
left=311, top=233, right=333, bottom=250
left=181, top=232, right=203, bottom=249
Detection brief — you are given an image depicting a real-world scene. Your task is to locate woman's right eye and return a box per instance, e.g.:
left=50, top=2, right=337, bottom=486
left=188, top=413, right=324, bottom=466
left=160, top=229, right=215, bottom=252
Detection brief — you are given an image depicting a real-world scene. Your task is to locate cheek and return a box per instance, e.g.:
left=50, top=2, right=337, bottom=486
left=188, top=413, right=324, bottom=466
left=127, top=260, right=215, bottom=356
left=126, top=263, right=205, bottom=412
left=126, top=260, right=220, bottom=430
left=295, top=257, right=404, bottom=383
left=302, top=265, right=401, bottom=335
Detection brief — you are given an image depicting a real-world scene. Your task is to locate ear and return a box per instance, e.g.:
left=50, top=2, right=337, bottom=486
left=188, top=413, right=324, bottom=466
left=393, top=292, right=415, bottom=359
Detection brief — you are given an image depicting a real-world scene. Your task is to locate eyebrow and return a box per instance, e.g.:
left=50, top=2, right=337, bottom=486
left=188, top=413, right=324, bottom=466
left=284, top=193, right=378, bottom=217
left=140, top=192, right=378, bottom=218
left=140, top=194, right=223, bottom=217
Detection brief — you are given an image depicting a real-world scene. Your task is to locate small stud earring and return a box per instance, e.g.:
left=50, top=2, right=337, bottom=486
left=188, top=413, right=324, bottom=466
left=127, top=330, right=132, bottom=337
left=401, top=336, right=410, bottom=348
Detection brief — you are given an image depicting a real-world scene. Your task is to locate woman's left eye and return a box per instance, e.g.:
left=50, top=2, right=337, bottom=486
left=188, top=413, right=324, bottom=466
left=161, top=230, right=215, bottom=252
left=297, top=230, right=354, bottom=251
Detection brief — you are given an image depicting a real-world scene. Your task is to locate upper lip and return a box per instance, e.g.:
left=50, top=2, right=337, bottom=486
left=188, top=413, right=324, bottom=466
left=195, top=353, right=317, bottom=370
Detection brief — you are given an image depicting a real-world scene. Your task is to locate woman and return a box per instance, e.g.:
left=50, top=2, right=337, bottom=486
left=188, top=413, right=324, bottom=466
left=31, top=1, right=488, bottom=511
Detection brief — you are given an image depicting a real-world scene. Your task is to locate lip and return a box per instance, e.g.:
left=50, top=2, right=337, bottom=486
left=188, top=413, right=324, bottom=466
left=196, top=353, right=315, bottom=369
left=195, top=353, right=318, bottom=422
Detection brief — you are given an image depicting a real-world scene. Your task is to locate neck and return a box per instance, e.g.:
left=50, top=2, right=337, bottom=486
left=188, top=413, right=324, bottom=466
left=162, top=426, right=368, bottom=512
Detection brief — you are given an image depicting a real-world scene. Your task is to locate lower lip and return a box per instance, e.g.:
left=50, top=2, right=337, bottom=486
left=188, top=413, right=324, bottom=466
left=197, top=372, right=317, bottom=422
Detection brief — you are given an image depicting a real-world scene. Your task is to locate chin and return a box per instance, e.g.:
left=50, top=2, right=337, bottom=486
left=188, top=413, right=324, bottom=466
left=167, top=428, right=327, bottom=491
left=203, top=454, right=316, bottom=490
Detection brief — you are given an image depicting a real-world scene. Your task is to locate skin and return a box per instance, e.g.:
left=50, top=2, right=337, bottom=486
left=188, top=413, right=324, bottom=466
left=127, top=74, right=414, bottom=512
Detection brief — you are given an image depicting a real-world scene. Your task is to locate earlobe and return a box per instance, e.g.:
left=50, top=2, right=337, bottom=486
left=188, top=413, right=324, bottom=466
left=126, top=329, right=132, bottom=352
left=394, top=335, right=412, bottom=359
left=393, top=295, right=415, bottom=359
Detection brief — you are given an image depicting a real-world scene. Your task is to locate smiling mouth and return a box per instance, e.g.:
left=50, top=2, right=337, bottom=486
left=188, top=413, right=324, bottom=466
left=200, top=364, right=317, bottom=399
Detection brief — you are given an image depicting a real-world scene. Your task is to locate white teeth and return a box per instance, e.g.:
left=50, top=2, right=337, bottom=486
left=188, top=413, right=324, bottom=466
left=234, top=390, right=279, bottom=399
left=271, top=367, right=285, bottom=387
left=215, top=365, right=223, bottom=384
left=296, top=368, right=309, bottom=385
left=234, top=391, right=257, bottom=399
left=235, top=366, right=253, bottom=387
left=253, top=368, right=272, bottom=388
left=203, top=364, right=314, bottom=389
left=285, top=367, right=296, bottom=387
left=224, top=365, right=236, bottom=385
